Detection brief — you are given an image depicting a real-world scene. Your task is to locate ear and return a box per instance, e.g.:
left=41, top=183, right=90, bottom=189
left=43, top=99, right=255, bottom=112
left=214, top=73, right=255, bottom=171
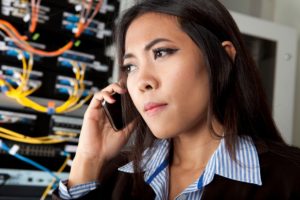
left=222, top=41, right=236, bottom=62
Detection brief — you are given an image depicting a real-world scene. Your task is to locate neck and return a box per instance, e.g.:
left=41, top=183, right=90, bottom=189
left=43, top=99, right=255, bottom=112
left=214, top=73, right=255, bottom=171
left=171, top=121, right=222, bottom=170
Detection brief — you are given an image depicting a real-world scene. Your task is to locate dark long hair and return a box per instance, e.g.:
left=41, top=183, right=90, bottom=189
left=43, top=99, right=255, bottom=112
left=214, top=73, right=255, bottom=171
left=115, top=0, right=286, bottom=181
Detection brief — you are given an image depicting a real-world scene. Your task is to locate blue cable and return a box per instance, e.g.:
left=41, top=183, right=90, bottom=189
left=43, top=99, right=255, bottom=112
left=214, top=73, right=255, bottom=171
left=0, top=85, right=9, bottom=93
left=0, top=141, right=60, bottom=180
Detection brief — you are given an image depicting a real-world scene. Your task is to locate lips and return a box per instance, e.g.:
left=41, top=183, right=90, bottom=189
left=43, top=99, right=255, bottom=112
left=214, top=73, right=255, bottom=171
left=144, top=102, right=167, bottom=114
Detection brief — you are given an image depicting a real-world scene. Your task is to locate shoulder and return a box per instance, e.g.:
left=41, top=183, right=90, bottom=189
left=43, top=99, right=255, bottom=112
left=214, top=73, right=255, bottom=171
left=257, top=140, right=300, bottom=169
left=256, top=140, right=300, bottom=189
left=202, top=140, right=300, bottom=199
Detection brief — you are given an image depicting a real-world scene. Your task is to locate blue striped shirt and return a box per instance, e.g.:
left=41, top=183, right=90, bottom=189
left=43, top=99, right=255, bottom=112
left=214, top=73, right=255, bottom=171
left=59, top=136, right=262, bottom=199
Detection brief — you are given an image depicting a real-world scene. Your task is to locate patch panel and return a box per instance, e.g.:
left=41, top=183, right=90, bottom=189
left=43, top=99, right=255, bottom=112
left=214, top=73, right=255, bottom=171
left=57, top=57, right=109, bottom=72
left=62, top=20, right=110, bottom=38
left=2, top=0, right=28, bottom=7
left=0, top=142, right=61, bottom=157
left=1, top=65, right=43, bottom=80
left=1, top=77, right=19, bottom=88
left=0, top=110, right=36, bottom=124
left=62, top=12, right=111, bottom=39
left=1, top=7, right=26, bottom=18
left=63, top=12, right=80, bottom=23
left=1, top=0, right=50, bottom=23
left=55, top=84, right=97, bottom=98
left=0, top=38, right=44, bottom=61
left=57, top=75, right=93, bottom=87
left=0, top=169, right=69, bottom=186
left=68, top=0, right=115, bottom=14
left=61, top=59, right=108, bottom=72
left=5, top=47, right=41, bottom=61
left=4, top=37, right=46, bottom=50
left=0, top=74, right=42, bottom=90
left=61, top=50, right=95, bottom=63
left=57, top=50, right=109, bottom=72
left=63, top=12, right=105, bottom=29
left=62, top=21, right=112, bottom=39
left=51, top=115, right=82, bottom=134
left=55, top=84, right=73, bottom=96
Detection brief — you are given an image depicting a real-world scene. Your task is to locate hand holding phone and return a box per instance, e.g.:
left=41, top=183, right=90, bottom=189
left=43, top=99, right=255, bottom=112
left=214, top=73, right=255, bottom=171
left=102, top=93, right=127, bottom=131
left=69, top=86, right=133, bottom=187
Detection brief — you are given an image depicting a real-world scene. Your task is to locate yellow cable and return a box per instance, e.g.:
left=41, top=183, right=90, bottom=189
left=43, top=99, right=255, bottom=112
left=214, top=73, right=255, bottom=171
left=20, top=84, right=41, bottom=97
left=54, top=131, right=79, bottom=137
left=2, top=54, right=89, bottom=114
left=0, top=126, right=77, bottom=144
left=0, top=132, right=66, bottom=144
left=0, top=126, right=28, bottom=138
left=64, top=63, right=94, bottom=113
left=67, top=62, right=88, bottom=112
left=0, top=125, right=80, bottom=145
left=33, top=135, right=70, bottom=141
left=16, top=97, right=48, bottom=112
left=40, top=154, right=71, bottom=200
left=0, top=127, right=67, bottom=144
left=55, top=62, right=82, bottom=113
left=65, top=93, right=93, bottom=113
left=3, top=52, right=35, bottom=99
left=15, top=52, right=30, bottom=94
left=0, top=126, right=55, bottom=140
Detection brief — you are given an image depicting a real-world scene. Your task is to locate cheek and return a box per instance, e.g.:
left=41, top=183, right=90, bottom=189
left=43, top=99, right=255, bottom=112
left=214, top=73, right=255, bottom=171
left=126, top=78, right=142, bottom=112
left=126, top=75, right=136, bottom=94
left=176, top=65, right=210, bottom=117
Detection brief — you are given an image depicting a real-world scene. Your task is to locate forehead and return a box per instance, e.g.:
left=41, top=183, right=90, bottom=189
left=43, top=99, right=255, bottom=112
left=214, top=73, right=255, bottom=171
left=125, top=12, right=187, bottom=50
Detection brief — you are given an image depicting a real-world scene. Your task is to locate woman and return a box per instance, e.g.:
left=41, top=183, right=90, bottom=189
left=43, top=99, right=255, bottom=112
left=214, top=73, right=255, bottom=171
left=53, top=0, right=300, bottom=199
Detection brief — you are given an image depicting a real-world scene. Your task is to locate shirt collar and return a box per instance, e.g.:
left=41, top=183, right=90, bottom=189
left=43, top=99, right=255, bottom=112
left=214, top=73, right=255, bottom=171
left=203, top=136, right=262, bottom=186
left=118, top=139, right=170, bottom=174
left=118, top=136, right=262, bottom=186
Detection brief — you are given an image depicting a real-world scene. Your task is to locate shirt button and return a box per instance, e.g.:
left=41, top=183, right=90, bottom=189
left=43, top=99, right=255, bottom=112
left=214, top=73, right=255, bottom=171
left=177, top=194, right=187, bottom=200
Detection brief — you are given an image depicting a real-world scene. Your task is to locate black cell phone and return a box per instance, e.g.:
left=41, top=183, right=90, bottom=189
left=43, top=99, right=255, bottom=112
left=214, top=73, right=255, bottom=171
left=101, top=93, right=126, bottom=131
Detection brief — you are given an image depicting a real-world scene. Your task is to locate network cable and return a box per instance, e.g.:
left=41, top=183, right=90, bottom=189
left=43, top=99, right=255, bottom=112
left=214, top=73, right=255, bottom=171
left=0, top=126, right=76, bottom=144
left=40, top=151, right=71, bottom=200
left=0, top=140, right=60, bottom=180
left=0, top=52, right=92, bottom=114
left=29, top=0, right=42, bottom=33
left=0, top=0, right=104, bottom=57
left=0, top=139, right=71, bottom=199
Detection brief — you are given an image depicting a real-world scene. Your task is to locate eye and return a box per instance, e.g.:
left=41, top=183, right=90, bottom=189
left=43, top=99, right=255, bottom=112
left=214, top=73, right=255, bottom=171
left=153, top=48, right=179, bottom=59
left=121, top=64, right=137, bottom=74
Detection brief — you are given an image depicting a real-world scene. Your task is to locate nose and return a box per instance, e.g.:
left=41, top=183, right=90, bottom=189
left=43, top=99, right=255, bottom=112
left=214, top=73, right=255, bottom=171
left=137, top=66, right=159, bottom=93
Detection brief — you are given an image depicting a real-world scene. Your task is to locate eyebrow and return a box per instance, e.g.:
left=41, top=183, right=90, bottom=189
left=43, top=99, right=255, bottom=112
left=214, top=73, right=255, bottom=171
left=123, top=38, right=173, bottom=60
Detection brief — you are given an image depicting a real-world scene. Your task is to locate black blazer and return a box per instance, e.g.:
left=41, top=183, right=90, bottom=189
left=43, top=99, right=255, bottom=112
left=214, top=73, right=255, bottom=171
left=53, top=141, right=300, bottom=200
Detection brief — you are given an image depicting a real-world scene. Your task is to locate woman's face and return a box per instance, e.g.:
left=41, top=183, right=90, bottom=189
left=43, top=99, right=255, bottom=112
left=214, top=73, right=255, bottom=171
left=123, top=12, right=210, bottom=139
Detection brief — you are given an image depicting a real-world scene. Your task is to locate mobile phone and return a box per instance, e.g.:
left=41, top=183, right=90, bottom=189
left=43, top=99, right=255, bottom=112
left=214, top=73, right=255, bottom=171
left=102, top=93, right=126, bottom=131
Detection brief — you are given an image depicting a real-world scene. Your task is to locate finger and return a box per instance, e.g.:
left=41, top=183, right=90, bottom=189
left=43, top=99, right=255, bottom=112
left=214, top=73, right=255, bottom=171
left=102, top=91, right=116, bottom=104
left=84, top=83, right=128, bottom=119
left=87, top=87, right=121, bottom=111
left=87, top=91, right=105, bottom=110
left=102, top=83, right=127, bottom=94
